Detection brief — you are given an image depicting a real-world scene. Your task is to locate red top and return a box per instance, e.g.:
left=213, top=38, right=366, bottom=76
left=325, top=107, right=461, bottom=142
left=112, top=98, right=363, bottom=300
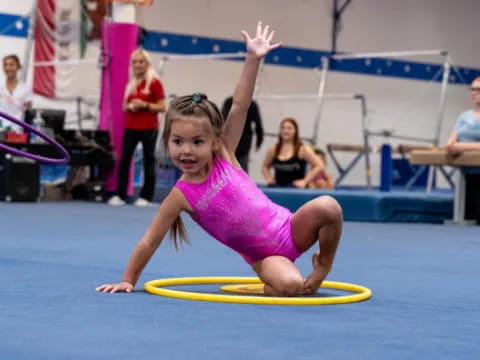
left=125, top=77, right=165, bottom=130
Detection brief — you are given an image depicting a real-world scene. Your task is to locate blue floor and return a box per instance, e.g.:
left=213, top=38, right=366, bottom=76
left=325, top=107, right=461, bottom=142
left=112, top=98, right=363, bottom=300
left=1, top=202, right=479, bottom=360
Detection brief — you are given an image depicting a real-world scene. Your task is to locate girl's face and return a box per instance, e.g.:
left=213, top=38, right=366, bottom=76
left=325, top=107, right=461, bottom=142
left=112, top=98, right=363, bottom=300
left=471, top=79, right=480, bottom=107
left=131, top=53, right=148, bottom=78
left=280, top=121, right=297, bottom=142
left=3, top=58, right=20, bottom=79
left=168, top=116, right=218, bottom=179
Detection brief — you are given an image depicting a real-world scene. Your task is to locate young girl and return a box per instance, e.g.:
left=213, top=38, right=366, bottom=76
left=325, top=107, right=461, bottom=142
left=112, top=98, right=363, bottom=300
left=97, top=22, right=343, bottom=297
left=309, top=147, right=335, bottom=189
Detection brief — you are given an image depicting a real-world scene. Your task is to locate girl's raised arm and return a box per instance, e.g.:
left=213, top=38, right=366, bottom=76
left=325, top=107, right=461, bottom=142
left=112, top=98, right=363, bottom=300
left=223, top=22, right=281, bottom=153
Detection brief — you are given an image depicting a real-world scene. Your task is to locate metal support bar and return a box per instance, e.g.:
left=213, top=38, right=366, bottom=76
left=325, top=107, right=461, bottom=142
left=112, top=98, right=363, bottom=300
left=434, top=57, right=451, bottom=147
left=327, top=144, right=367, bottom=188
left=20, top=0, right=38, bottom=82
left=426, top=56, right=451, bottom=192
left=365, top=130, right=435, bottom=143
left=157, top=51, right=247, bottom=77
left=312, top=56, right=330, bottom=145
left=404, top=166, right=428, bottom=190
left=255, top=93, right=360, bottom=101
left=332, top=49, right=449, bottom=60
left=445, top=169, right=476, bottom=225
left=332, top=152, right=365, bottom=187
left=438, top=166, right=455, bottom=188
left=331, top=0, right=353, bottom=54
left=356, top=94, right=372, bottom=190
left=264, top=132, right=313, bottom=144
left=160, top=52, right=247, bottom=61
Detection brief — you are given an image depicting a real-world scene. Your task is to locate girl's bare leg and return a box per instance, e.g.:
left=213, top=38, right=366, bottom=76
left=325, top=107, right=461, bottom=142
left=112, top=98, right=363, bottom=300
left=291, top=195, right=343, bottom=294
left=251, top=256, right=304, bottom=297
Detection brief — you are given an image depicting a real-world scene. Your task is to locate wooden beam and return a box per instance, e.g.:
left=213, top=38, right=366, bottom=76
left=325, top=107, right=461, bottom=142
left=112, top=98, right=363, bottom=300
left=410, top=150, right=480, bottom=166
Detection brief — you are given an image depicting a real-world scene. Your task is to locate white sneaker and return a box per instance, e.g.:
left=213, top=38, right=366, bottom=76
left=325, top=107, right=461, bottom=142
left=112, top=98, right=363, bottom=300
left=134, top=198, right=152, bottom=207
left=108, top=195, right=126, bottom=206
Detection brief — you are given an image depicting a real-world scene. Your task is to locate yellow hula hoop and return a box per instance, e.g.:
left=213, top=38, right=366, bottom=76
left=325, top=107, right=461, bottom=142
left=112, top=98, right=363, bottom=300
left=144, top=277, right=372, bottom=305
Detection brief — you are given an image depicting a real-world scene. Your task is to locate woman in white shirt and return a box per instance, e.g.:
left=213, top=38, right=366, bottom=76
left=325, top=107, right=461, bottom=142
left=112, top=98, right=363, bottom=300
left=0, top=54, right=33, bottom=132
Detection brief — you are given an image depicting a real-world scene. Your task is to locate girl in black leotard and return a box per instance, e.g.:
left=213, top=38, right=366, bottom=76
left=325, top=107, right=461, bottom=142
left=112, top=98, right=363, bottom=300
left=262, top=117, right=324, bottom=188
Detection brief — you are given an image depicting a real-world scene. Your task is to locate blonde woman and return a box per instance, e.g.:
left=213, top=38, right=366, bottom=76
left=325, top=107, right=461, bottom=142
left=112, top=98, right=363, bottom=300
left=108, top=49, right=166, bottom=207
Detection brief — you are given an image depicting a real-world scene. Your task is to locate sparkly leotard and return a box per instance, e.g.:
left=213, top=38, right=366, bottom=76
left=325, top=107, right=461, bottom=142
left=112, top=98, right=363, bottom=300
left=175, top=156, right=302, bottom=264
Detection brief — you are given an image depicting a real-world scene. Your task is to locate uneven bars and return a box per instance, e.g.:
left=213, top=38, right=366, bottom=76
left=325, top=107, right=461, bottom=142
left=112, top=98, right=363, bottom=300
left=255, top=93, right=361, bottom=101
left=264, top=132, right=312, bottom=143
left=160, top=52, right=247, bottom=61
left=332, top=49, right=448, bottom=60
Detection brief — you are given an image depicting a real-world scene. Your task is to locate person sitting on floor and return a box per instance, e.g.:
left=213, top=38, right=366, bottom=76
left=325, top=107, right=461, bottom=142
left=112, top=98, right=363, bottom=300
left=262, top=117, right=324, bottom=188
left=308, top=147, right=335, bottom=190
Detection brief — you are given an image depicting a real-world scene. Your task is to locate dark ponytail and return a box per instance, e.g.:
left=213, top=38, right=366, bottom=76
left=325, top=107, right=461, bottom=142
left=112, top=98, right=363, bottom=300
left=169, top=216, right=190, bottom=250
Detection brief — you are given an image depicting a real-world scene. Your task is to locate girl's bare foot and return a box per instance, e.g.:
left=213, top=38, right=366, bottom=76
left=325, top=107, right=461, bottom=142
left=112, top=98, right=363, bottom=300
left=302, top=251, right=331, bottom=294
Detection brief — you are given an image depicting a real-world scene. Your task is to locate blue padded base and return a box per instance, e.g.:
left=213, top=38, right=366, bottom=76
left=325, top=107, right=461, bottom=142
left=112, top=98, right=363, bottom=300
left=262, top=188, right=453, bottom=223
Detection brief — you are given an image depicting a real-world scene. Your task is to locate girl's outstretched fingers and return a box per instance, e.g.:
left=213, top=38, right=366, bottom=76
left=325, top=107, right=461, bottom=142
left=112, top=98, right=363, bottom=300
left=242, top=21, right=282, bottom=59
left=96, top=281, right=134, bottom=293
left=241, top=30, right=251, bottom=43
left=256, top=20, right=262, bottom=37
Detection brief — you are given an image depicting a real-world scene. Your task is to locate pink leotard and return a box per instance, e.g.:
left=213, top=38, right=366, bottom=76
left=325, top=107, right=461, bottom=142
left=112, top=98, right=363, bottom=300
left=175, top=156, right=302, bottom=264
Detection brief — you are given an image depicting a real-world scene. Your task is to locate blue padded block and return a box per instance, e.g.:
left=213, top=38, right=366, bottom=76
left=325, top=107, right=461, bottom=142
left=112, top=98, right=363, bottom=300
left=261, top=187, right=453, bottom=224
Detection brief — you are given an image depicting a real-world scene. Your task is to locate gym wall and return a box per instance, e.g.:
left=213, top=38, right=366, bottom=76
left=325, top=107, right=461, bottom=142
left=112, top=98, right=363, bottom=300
left=2, top=0, right=479, bottom=185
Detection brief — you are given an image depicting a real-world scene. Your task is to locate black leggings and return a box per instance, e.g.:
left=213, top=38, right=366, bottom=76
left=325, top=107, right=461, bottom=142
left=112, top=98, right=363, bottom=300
left=116, top=129, right=158, bottom=201
left=465, top=173, right=480, bottom=223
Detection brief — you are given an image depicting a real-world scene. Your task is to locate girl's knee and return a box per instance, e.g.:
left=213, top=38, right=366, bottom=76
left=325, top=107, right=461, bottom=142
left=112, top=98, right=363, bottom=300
left=316, top=196, right=343, bottom=222
left=273, top=275, right=304, bottom=297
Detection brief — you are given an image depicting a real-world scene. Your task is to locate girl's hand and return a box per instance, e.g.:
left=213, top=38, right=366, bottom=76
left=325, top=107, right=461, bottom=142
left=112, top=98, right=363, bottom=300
left=96, top=281, right=134, bottom=293
left=241, top=21, right=281, bottom=60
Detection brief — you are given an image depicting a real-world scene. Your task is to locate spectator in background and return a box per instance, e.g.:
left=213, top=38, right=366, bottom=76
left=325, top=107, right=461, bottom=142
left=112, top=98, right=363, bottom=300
left=309, top=147, right=335, bottom=189
left=446, top=76, right=480, bottom=222
left=108, top=48, right=166, bottom=207
left=262, top=117, right=324, bottom=188
left=0, top=54, right=32, bottom=132
left=221, top=96, right=263, bottom=173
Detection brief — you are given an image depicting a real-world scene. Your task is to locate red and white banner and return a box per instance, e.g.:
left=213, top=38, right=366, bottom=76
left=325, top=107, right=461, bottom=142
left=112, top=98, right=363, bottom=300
left=33, top=0, right=101, bottom=99
left=33, top=0, right=56, bottom=98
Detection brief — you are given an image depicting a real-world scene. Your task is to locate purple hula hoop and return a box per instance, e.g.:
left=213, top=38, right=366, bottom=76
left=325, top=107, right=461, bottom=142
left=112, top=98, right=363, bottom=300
left=0, top=111, right=70, bottom=164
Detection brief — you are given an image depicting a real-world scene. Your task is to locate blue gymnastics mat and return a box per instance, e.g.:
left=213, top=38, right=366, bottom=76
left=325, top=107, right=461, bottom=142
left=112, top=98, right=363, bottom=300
left=1, top=202, right=479, bottom=360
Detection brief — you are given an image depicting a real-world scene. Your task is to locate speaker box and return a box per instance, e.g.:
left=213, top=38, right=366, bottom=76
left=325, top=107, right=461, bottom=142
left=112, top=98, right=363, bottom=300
left=0, top=153, right=40, bottom=202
